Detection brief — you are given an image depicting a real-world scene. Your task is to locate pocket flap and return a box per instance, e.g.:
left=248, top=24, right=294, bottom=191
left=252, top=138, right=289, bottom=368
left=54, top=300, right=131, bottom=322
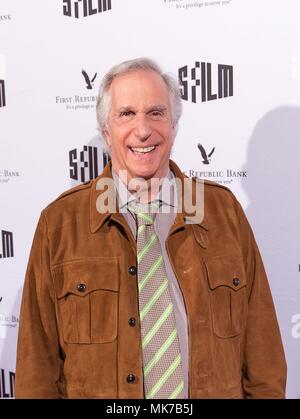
left=192, top=224, right=209, bottom=249
left=204, top=256, right=246, bottom=291
left=52, top=258, right=119, bottom=298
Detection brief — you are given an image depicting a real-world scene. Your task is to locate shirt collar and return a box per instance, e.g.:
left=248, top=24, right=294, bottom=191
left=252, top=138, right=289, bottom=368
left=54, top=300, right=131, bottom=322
left=112, top=169, right=178, bottom=212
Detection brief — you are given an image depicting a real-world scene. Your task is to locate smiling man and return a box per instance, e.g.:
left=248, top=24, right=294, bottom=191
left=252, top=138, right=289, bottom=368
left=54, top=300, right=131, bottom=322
left=102, top=69, right=174, bottom=181
left=15, top=58, right=286, bottom=399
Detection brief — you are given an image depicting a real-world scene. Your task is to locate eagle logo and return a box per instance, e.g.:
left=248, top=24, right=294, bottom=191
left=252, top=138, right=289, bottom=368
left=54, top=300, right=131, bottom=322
left=81, top=70, right=97, bottom=90
left=197, top=143, right=215, bottom=165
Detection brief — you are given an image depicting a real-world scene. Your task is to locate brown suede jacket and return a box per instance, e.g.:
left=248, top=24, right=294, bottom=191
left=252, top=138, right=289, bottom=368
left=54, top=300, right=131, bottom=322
left=15, top=160, right=286, bottom=398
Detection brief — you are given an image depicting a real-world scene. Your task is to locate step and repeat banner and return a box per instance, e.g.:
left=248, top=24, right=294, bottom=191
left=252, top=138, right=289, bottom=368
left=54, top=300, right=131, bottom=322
left=0, top=0, right=299, bottom=398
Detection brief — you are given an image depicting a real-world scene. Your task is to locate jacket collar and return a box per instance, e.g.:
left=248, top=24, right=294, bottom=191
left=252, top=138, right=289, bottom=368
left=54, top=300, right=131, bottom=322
left=90, top=159, right=208, bottom=233
left=168, top=159, right=208, bottom=233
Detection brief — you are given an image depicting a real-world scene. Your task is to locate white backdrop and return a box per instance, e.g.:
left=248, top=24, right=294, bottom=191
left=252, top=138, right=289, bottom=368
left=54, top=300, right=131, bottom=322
left=0, top=0, right=299, bottom=398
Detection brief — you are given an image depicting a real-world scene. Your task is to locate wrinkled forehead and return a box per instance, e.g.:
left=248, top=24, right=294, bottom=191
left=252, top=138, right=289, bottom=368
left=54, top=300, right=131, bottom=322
left=108, top=69, right=170, bottom=109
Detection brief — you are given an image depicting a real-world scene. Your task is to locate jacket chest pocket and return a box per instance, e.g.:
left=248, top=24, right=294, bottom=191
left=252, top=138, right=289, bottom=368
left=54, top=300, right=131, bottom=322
left=52, top=258, right=119, bottom=344
left=204, top=256, right=247, bottom=338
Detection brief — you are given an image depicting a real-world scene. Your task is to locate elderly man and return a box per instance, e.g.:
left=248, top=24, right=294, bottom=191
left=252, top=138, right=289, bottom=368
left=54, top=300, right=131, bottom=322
left=15, top=58, right=286, bottom=399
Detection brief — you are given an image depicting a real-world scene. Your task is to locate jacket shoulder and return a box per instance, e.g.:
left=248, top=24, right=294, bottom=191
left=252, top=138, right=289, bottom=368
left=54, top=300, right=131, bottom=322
left=193, top=177, right=232, bottom=193
left=192, top=177, right=239, bottom=211
left=44, top=180, right=93, bottom=210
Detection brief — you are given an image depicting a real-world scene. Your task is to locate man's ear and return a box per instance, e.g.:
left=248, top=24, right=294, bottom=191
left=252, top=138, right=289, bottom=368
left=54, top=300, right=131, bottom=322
left=171, top=125, right=177, bottom=144
left=103, top=128, right=112, bottom=149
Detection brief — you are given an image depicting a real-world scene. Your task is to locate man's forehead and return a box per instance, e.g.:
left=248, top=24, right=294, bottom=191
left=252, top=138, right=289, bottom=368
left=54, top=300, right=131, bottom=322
left=109, top=70, right=168, bottom=92
left=112, top=68, right=163, bottom=82
left=109, top=72, right=170, bottom=107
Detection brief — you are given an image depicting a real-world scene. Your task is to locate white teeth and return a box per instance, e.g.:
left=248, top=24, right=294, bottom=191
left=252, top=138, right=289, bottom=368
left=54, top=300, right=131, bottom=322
left=131, top=146, right=155, bottom=153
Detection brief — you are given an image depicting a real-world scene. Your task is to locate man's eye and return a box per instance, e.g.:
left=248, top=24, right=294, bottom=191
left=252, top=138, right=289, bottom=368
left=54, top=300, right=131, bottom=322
left=150, top=110, right=164, bottom=118
left=120, top=111, right=134, bottom=117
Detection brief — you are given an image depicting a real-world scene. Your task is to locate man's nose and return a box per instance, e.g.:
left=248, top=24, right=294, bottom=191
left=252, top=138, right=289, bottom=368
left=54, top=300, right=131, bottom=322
left=133, top=114, right=152, bottom=141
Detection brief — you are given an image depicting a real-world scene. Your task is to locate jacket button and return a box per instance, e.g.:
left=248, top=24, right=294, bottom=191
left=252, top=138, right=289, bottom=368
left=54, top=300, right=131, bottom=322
left=232, top=277, right=240, bottom=287
left=126, top=374, right=136, bottom=383
left=128, top=266, right=137, bottom=275
left=77, top=283, right=86, bottom=292
left=128, top=317, right=136, bottom=327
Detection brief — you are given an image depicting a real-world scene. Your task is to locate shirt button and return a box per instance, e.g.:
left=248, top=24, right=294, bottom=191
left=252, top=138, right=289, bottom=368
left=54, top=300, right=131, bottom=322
left=126, top=374, right=136, bottom=383
left=232, top=277, right=240, bottom=287
left=128, top=266, right=137, bottom=275
left=77, top=283, right=86, bottom=292
left=128, top=317, right=136, bottom=327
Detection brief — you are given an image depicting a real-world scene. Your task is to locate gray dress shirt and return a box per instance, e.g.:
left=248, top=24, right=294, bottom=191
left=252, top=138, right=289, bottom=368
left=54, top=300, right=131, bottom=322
left=112, top=169, right=189, bottom=398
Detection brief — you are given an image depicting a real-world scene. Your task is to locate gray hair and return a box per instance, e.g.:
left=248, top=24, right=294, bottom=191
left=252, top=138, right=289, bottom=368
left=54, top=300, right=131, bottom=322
left=96, top=57, right=182, bottom=133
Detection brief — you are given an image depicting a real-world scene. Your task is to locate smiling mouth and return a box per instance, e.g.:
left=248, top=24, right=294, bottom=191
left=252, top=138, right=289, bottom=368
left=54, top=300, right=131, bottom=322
left=129, top=145, right=157, bottom=154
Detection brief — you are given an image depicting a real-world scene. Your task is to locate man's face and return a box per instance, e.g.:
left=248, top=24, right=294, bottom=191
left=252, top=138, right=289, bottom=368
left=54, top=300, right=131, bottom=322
left=103, top=70, right=175, bottom=182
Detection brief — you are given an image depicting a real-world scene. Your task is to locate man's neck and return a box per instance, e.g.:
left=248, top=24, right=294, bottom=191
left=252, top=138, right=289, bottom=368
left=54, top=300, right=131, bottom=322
left=113, top=169, right=169, bottom=203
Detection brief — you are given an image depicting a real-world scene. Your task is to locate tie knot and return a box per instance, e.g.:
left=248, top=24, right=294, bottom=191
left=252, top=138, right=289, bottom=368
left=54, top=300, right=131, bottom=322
left=128, top=201, right=159, bottom=226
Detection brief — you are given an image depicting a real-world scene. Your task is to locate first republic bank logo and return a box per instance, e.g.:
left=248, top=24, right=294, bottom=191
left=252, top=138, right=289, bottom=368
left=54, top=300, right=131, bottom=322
left=0, top=230, right=14, bottom=259
left=178, top=61, right=233, bottom=103
left=63, top=0, right=112, bottom=18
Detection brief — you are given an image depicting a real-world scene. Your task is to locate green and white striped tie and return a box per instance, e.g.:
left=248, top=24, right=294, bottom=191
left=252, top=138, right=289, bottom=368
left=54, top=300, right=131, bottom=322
left=129, top=201, right=184, bottom=399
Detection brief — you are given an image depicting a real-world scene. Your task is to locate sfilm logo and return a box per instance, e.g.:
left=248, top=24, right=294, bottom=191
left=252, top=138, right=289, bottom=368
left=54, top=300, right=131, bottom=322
left=63, top=0, right=112, bottom=18
left=0, top=79, right=6, bottom=108
left=0, top=369, right=15, bottom=398
left=178, top=61, right=233, bottom=103
left=0, top=230, right=14, bottom=259
left=69, top=146, right=110, bottom=183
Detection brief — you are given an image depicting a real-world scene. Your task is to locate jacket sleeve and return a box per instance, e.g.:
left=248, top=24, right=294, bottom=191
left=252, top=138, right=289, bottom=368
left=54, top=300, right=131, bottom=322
left=237, top=202, right=287, bottom=398
left=15, top=211, right=62, bottom=398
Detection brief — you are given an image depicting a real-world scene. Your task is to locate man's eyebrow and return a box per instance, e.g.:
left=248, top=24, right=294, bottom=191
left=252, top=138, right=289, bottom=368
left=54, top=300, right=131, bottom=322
left=147, top=104, right=168, bottom=112
left=117, top=106, right=134, bottom=113
left=115, top=104, right=167, bottom=114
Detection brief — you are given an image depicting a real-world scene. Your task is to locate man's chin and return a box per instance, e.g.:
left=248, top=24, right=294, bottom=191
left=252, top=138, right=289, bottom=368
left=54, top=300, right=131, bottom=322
left=127, top=164, right=161, bottom=181
left=135, top=172, right=155, bottom=181
left=131, top=169, right=162, bottom=182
